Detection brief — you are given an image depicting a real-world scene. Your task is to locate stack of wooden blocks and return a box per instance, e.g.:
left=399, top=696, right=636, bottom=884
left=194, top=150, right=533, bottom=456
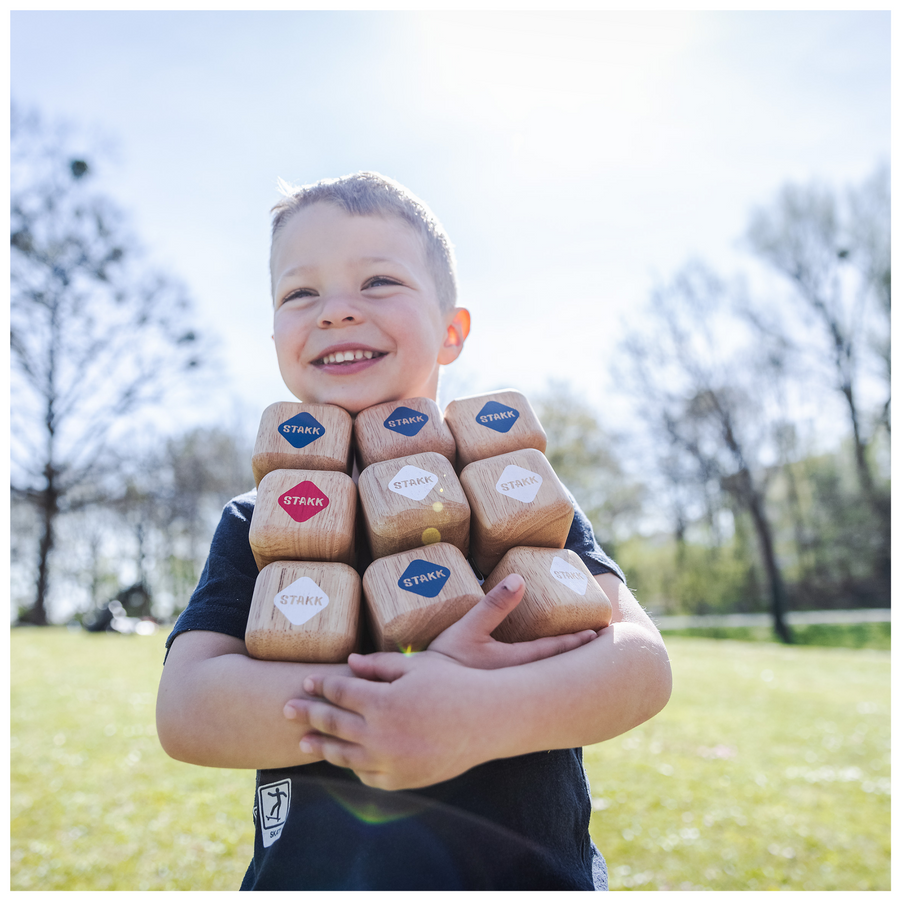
left=245, top=390, right=612, bottom=663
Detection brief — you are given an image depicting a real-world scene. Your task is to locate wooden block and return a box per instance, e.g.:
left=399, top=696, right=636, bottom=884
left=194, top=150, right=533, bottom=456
left=246, top=561, right=361, bottom=662
left=362, top=542, right=483, bottom=652
left=443, top=389, right=547, bottom=469
left=460, top=447, right=574, bottom=576
left=358, top=451, right=470, bottom=560
left=482, top=547, right=612, bottom=643
left=249, top=469, right=356, bottom=570
left=353, top=397, right=456, bottom=470
left=251, top=401, right=353, bottom=485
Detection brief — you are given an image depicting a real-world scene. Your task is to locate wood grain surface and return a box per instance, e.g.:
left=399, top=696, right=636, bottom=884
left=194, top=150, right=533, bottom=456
left=245, top=560, right=361, bottom=662
left=249, top=469, right=356, bottom=569
left=251, top=401, right=353, bottom=485
left=459, top=447, right=574, bottom=575
left=353, top=396, right=456, bottom=469
left=362, top=542, right=484, bottom=652
left=482, top=546, right=612, bottom=642
left=443, top=389, right=547, bottom=469
left=358, top=450, right=470, bottom=560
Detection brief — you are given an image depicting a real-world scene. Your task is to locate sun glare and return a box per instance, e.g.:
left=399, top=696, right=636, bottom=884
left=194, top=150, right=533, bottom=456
left=414, top=12, right=699, bottom=173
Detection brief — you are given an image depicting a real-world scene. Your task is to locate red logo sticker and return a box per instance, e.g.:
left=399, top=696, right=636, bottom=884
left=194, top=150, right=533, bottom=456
left=278, top=481, right=330, bottom=523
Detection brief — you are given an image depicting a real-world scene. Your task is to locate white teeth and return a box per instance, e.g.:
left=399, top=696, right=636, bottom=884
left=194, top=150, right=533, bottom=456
left=320, top=349, right=378, bottom=365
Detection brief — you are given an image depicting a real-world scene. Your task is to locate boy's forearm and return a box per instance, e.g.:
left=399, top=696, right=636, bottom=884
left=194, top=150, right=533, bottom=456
left=156, top=631, right=351, bottom=770
left=477, top=575, right=671, bottom=759
left=476, top=619, right=672, bottom=761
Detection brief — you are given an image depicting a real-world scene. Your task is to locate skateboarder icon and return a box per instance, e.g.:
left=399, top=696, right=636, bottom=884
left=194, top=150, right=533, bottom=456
left=266, top=786, right=288, bottom=824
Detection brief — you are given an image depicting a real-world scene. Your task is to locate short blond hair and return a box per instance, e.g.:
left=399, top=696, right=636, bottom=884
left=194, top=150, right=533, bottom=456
left=270, top=171, right=457, bottom=311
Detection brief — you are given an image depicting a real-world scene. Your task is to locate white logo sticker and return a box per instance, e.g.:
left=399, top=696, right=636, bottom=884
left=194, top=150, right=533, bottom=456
left=495, top=465, right=543, bottom=503
left=550, top=556, right=589, bottom=595
left=273, top=576, right=330, bottom=625
left=388, top=464, right=439, bottom=502
left=258, top=778, right=291, bottom=847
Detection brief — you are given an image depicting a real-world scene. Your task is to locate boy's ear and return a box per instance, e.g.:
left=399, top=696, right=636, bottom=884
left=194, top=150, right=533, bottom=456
left=439, top=308, right=471, bottom=364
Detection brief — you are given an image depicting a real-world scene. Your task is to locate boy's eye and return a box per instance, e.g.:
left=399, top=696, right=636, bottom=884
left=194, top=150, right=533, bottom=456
left=364, top=276, right=401, bottom=290
left=280, top=288, right=317, bottom=306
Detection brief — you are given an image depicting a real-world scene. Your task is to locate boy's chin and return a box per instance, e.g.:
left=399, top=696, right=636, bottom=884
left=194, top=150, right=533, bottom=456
left=291, top=388, right=398, bottom=417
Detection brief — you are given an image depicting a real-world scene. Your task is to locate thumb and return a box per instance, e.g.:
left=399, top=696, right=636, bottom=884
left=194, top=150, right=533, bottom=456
left=457, top=574, right=526, bottom=638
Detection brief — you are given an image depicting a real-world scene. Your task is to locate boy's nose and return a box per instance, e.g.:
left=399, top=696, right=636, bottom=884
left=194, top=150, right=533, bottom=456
left=317, top=293, right=364, bottom=328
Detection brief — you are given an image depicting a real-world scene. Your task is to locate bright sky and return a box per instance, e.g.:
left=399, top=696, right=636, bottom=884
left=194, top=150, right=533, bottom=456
left=10, top=10, right=890, bottom=442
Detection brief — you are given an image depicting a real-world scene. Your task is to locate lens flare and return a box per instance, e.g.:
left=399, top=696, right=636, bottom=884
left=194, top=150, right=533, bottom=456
left=422, top=527, right=441, bottom=544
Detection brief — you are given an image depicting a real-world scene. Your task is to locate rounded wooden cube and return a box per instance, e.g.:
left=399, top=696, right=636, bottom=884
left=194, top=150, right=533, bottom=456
left=251, top=401, right=353, bottom=485
left=362, top=542, right=483, bottom=652
left=443, top=389, right=547, bottom=469
left=460, top=447, right=574, bottom=576
left=353, top=397, right=456, bottom=470
left=358, top=451, right=470, bottom=560
left=246, top=560, right=361, bottom=663
left=482, top=547, right=612, bottom=643
left=249, top=469, right=356, bottom=570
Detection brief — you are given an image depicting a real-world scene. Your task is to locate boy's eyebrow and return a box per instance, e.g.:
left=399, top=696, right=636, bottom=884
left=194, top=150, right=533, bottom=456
left=358, top=255, right=412, bottom=269
left=279, top=257, right=412, bottom=280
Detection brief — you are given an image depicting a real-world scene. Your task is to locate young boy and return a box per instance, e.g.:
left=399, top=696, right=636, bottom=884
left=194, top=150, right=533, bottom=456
left=156, top=171, right=672, bottom=890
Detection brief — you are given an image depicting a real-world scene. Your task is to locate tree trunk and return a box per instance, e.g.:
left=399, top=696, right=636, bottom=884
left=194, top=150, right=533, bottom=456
left=745, top=487, right=793, bottom=644
left=22, top=467, right=59, bottom=625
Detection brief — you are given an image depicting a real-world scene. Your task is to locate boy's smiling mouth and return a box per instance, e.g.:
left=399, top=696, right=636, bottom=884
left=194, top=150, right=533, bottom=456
left=313, top=346, right=387, bottom=369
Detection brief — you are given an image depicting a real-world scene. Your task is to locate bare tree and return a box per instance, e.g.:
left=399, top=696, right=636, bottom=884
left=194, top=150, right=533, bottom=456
left=10, top=105, right=203, bottom=625
left=623, top=262, right=794, bottom=642
left=533, top=381, right=645, bottom=547
left=745, top=165, right=890, bottom=514
left=107, top=424, right=254, bottom=617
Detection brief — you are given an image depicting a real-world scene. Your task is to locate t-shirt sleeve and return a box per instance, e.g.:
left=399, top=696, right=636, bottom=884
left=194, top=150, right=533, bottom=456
left=564, top=492, right=626, bottom=584
left=165, top=490, right=259, bottom=653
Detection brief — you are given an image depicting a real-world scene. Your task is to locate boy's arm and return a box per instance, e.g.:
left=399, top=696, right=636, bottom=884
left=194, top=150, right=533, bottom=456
left=289, top=573, right=672, bottom=791
left=156, top=631, right=352, bottom=770
left=155, top=585, right=599, bottom=770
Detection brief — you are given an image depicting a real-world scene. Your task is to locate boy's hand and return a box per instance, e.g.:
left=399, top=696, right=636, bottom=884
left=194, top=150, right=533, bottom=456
left=281, top=575, right=600, bottom=790
left=286, top=650, right=492, bottom=790
left=419, top=573, right=599, bottom=669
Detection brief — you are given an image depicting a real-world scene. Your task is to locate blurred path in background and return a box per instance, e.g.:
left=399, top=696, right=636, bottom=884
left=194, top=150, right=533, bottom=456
left=655, top=609, right=890, bottom=630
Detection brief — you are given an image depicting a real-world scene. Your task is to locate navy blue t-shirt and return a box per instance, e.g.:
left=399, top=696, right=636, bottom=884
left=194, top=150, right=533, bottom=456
left=166, top=489, right=624, bottom=890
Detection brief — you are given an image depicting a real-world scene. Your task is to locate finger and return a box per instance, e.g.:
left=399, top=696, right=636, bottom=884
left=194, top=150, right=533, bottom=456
left=304, top=672, right=384, bottom=716
left=500, top=628, right=599, bottom=665
left=303, top=697, right=367, bottom=742
left=453, top=574, right=526, bottom=637
left=299, top=732, right=370, bottom=771
left=347, top=651, right=414, bottom=683
left=299, top=674, right=325, bottom=698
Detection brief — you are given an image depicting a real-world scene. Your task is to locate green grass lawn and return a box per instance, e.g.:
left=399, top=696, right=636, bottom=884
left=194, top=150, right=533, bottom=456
left=11, top=627, right=890, bottom=890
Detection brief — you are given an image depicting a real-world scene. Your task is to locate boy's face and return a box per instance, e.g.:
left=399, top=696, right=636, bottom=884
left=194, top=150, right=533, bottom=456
left=271, top=203, right=468, bottom=415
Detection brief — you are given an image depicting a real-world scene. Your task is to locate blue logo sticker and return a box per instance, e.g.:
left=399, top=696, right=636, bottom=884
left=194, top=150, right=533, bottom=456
left=398, top=559, right=451, bottom=598
left=278, top=412, right=326, bottom=449
left=475, top=401, right=520, bottom=433
left=383, top=406, right=429, bottom=437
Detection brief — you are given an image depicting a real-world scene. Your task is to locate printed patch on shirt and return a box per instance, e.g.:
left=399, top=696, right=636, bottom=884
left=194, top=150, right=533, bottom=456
left=278, top=411, right=326, bottom=449
left=258, top=778, right=291, bottom=848
left=279, top=481, right=330, bottom=523
left=383, top=406, right=429, bottom=437
left=550, top=556, right=589, bottom=595
left=274, top=576, right=330, bottom=625
left=495, top=465, right=543, bottom=503
left=398, top=559, right=451, bottom=598
left=388, top=465, right=438, bottom=502
left=475, top=400, right=520, bottom=433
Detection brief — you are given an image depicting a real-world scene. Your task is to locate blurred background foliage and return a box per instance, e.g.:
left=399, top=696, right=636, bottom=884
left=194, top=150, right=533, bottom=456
left=10, top=107, right=890, bottom=644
